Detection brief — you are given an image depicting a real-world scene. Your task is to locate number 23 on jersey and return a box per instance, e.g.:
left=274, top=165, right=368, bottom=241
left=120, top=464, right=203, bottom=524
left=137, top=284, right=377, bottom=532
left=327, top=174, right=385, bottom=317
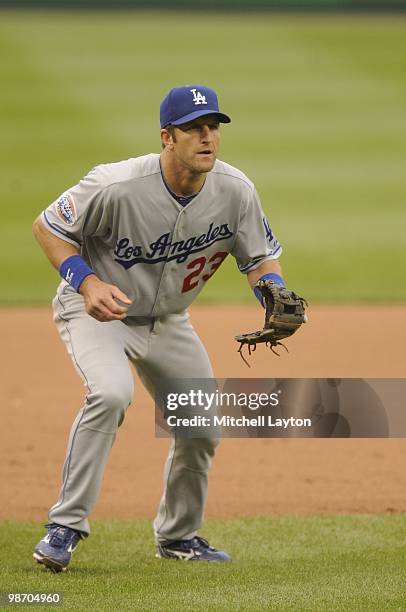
left=182, top=252, right=228, bottom=293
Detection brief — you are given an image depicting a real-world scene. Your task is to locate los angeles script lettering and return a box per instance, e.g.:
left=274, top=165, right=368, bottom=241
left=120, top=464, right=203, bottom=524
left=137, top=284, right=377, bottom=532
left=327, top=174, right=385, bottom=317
left=114, top=222, right=233, bottom=268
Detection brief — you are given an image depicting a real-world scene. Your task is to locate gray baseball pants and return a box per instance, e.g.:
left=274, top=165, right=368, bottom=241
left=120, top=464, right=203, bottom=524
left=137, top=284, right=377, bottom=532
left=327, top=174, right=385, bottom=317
left=48, top=283, right=218, bottom=543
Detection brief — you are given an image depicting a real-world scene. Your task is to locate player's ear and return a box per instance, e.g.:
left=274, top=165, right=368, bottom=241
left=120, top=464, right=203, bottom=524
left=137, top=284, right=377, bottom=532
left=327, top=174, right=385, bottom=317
left=161, top=128, right=174, bottom=149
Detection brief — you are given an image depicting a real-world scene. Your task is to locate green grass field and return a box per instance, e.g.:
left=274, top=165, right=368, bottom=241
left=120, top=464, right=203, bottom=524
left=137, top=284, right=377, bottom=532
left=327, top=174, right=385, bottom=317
left=1, top=11, right=406, bottom=304
left=2, top=13, right=405, bottom=611
left=1, top=515, right=405, bottom=610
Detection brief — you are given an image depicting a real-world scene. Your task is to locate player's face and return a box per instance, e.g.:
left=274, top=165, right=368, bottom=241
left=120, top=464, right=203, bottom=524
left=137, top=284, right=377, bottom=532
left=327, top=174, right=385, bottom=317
left=172, top=115, right=220, bottom=174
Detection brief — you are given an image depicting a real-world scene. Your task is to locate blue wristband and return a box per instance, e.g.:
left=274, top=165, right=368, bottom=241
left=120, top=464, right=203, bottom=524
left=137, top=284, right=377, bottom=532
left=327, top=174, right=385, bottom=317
left=253, top=272, right=285, bottom=305
left=59, top=255, right=95, bottom=292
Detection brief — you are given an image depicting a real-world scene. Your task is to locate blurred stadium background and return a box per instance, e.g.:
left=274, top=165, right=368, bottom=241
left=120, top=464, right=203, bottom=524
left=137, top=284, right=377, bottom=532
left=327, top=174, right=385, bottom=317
left=1, top=6, right=406, bottom=608
left=1, top=3, right=405, bottom=304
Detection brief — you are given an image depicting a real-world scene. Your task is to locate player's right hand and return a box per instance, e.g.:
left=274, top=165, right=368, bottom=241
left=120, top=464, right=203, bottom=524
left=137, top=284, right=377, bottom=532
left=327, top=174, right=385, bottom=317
left=79, top=275, right=132, bottom=322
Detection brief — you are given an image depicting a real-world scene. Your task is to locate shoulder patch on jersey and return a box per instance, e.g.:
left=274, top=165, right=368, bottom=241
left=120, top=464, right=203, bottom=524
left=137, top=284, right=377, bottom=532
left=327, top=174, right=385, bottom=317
left=55, top=192, right=77, bottom=226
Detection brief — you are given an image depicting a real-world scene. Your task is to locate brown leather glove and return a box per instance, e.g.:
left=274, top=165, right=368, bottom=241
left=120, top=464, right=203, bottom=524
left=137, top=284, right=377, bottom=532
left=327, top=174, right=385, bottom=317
left=235, top=279, right=308, bottom=366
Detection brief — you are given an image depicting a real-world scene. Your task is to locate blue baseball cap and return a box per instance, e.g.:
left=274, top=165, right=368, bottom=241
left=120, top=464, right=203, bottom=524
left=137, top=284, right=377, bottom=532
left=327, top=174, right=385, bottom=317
left=160, top=85, right=231, bottom=128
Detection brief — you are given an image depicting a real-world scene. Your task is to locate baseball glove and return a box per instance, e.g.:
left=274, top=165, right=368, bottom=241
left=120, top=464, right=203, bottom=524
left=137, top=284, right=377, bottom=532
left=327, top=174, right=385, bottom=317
left=235, top=279, right=308, bottom=366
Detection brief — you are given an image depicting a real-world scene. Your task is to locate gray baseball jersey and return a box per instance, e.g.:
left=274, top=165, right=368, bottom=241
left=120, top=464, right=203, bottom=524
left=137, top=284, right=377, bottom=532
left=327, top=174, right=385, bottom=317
left=37, top=152, right=283, bottom=545
left=41, top=154, right=282, bottom=316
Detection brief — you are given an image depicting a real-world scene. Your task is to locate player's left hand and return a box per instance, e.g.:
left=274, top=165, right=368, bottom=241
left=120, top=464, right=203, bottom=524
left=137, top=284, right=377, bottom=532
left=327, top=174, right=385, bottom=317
left=235, top=279, right=307, bottom=366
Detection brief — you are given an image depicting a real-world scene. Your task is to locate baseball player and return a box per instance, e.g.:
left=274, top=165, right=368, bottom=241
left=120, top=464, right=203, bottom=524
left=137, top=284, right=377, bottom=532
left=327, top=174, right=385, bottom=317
left=32, top=84, right=285, bottom=571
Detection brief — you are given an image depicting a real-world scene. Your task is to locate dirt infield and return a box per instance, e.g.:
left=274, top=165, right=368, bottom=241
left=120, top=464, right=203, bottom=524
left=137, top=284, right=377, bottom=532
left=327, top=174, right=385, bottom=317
left=1, top=304, right=406, bottom=521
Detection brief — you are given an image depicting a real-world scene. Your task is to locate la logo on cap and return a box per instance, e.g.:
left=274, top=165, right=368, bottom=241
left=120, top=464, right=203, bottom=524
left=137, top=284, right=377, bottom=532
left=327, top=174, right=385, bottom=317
left=190, top=88, right=207, bottom=106
left=159, top=84, right=231, bottom=128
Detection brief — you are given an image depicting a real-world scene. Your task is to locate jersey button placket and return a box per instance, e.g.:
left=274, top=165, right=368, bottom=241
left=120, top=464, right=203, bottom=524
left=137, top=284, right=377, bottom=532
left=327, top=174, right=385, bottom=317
left=152, top=210, right=185, bottom=314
